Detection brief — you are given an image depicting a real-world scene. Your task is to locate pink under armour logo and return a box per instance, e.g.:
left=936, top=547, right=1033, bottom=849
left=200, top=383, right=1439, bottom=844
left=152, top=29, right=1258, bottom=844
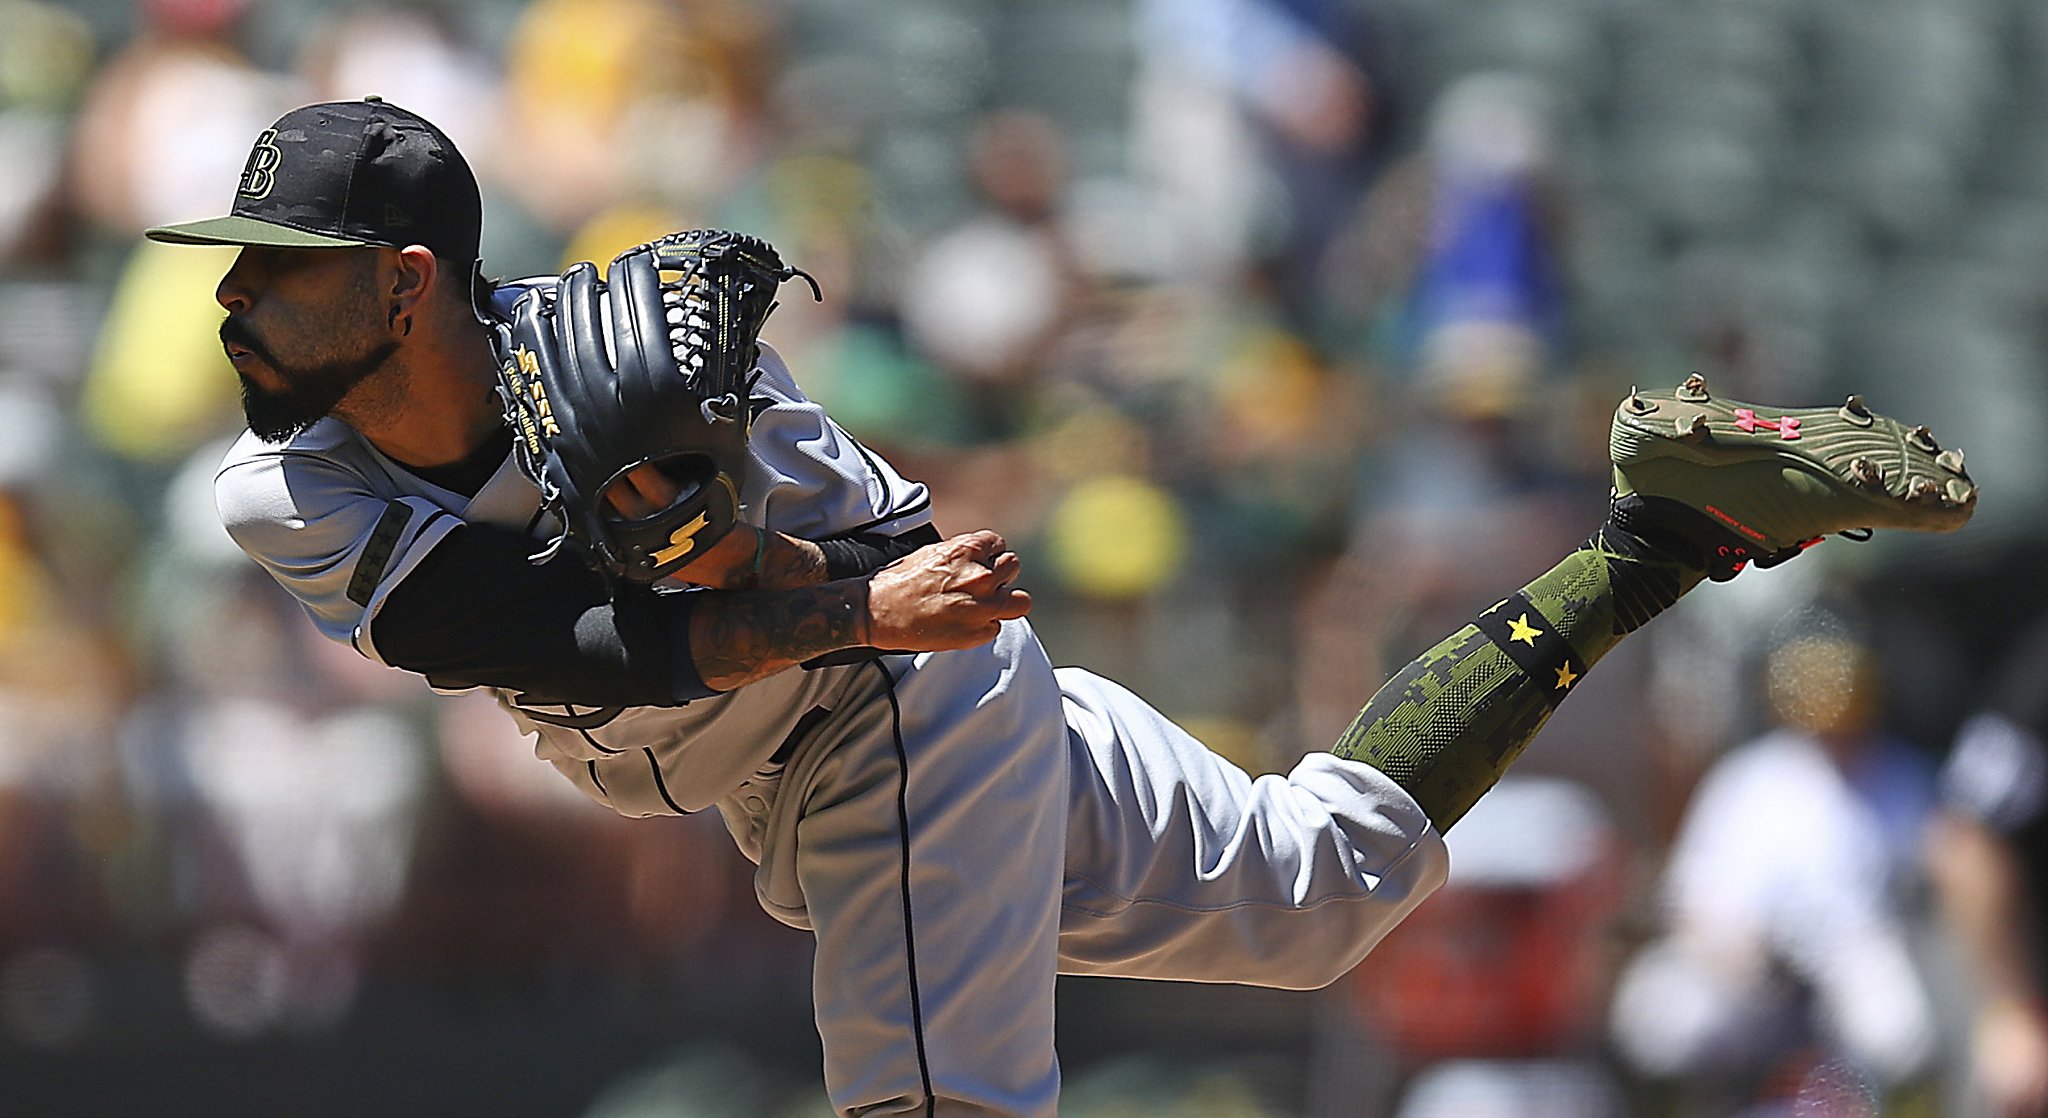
left=1734, top=408, right=1801, bottom=440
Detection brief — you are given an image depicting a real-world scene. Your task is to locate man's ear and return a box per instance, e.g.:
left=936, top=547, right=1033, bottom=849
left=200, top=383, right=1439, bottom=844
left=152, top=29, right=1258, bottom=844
left=388, top=245, right=439, bottom=335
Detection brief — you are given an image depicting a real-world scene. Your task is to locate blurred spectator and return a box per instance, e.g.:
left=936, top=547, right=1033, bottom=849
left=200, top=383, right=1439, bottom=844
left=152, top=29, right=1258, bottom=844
left=67, top=0, right=293, bottom=237
left=498, top=0, right=777, bottom=233
left=1347, top=777, right=1628, bottom=1118
left=0, top=0, right=95, bottom=268
left=294, top=4, right=498, bottom=146
left=1393, top=1060, right=1625, bottom=1118
left=1398, top=74, right=1565, bottom=420
left=1131, top=0, right=1386, bottom=309
left=1608, top=613, right=2041, bottom=1114
left=1933, top=617, right=2048, bottom=1118
left=1320, top=71, right=1569, bottom=418
left=902, top=108, right=1089, bottom=442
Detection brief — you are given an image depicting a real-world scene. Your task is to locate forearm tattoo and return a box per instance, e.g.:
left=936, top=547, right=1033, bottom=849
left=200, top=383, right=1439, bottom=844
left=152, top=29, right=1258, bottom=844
left=690, top=579, right=871, bottom=690
left=757, top=534, right=829, bottom=591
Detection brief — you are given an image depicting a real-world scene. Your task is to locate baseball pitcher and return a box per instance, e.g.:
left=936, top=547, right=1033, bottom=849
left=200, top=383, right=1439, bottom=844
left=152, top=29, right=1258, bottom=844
left=149, top=100, right=1976, bottom=1117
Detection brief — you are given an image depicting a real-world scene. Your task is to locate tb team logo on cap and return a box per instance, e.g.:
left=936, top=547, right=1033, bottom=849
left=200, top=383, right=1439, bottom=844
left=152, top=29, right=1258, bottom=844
left=238, top=129, right=283, bottom=200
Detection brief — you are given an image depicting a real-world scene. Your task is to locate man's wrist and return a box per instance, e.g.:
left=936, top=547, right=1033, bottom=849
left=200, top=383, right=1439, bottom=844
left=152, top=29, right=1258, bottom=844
left=686, top=577, right=872, bottom=691
left=759, top=532, right=830, bottom=589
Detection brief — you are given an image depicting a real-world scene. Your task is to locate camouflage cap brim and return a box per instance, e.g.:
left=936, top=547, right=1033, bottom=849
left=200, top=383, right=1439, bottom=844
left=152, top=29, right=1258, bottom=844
left=144, top=214, right=373, bottom=250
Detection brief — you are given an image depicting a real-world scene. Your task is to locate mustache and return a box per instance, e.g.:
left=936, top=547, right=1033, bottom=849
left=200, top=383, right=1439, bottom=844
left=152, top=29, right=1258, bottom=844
left=219, top=316, right=277, bottom=368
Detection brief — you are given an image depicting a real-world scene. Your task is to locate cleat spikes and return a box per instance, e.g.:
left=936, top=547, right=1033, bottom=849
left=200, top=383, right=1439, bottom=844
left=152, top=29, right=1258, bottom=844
left=1610, top=381, right=1977, bottom=553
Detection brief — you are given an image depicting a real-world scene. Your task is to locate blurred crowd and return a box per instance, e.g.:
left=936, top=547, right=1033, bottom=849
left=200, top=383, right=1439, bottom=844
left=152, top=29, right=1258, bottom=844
left=2, top=0, right=2047, bottom=1114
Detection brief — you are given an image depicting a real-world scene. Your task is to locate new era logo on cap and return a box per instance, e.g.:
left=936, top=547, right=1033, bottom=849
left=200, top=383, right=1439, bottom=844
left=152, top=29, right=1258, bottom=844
left=146, top=97, right=482, bottom=265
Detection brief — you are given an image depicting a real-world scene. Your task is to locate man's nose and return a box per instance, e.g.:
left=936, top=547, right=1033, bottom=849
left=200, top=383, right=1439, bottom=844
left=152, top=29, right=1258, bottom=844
left=216, top=251, right=254, bottom=313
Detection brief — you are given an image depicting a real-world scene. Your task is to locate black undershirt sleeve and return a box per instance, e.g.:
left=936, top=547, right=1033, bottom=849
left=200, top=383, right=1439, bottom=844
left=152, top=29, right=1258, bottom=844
left=816, top=523, right=941, bottom=579
left=370, top=523, right=712, bottom=707
left=370, top=522, right=941, bottom=704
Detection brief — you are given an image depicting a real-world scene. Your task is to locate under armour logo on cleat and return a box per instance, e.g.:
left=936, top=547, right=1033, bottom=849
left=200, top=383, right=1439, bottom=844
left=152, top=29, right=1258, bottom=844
left=1734, top=408, right=1801, bottom=440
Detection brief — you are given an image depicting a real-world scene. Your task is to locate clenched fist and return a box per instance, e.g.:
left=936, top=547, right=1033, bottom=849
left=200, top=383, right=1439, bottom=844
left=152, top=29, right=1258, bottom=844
left=864, top=530, right=1032, bottom=652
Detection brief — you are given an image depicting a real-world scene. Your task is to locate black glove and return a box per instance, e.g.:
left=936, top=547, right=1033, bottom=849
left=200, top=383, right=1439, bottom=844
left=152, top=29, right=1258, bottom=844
left=493, top=229, right=818, bottom=582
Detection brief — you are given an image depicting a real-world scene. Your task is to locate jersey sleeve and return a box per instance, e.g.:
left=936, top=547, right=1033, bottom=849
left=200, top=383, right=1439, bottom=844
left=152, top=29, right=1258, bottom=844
left=747, top=343, right=934, bottom=541
left=214, top=440, right=462, bottom=659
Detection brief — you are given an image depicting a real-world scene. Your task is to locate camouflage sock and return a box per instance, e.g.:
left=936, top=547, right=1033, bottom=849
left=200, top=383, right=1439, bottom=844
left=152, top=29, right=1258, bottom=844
left=1331, top=516, right=1706, bottom=830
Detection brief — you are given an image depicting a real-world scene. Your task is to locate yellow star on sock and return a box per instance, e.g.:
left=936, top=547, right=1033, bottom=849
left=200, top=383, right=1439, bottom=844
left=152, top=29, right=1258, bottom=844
left=1555, top=663, right=1578, bottom=690
left=1508, top=613, right=1543, bottom=645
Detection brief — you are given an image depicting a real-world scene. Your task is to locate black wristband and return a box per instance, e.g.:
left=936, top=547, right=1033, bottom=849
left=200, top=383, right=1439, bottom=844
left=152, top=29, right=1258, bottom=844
left=816, top=538, right=890, bottom=581
left=817, top=523, right=942, bottom=580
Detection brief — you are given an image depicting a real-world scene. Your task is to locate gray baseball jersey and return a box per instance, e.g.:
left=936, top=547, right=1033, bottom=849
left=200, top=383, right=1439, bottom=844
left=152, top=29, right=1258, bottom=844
left=217, top=282, right=1450, bottom=1117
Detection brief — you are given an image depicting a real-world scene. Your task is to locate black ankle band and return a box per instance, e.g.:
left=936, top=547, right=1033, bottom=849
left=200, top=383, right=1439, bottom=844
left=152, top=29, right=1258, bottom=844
left=1474, top=592, right=1587, bottom=702
left=1596, top=498, right=1713, bottom=632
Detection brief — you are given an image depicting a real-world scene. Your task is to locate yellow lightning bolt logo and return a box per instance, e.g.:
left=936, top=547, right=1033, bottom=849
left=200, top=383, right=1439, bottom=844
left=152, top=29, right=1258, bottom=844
left=650, top=512, right=710, bottom=567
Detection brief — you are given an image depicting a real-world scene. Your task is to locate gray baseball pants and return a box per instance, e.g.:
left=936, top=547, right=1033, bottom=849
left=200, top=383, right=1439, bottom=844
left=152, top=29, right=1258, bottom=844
left=718, top=621, right=1450, bottom=1117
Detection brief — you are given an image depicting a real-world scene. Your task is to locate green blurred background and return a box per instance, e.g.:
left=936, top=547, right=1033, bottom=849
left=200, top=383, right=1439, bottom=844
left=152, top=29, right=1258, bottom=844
left=1, top=0, right=2045, bottom=1114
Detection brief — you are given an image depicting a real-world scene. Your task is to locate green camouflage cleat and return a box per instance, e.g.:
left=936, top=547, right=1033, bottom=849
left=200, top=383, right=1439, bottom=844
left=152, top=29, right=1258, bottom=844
left=1610, top=373, right=1977, bottom=573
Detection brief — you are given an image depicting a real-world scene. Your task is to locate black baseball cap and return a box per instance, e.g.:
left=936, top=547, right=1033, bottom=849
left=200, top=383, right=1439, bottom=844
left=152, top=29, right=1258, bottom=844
left=146, top=97, right=482, bottom=265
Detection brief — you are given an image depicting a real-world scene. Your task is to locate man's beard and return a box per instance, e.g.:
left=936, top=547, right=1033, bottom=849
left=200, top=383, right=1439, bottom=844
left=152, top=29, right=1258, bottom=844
left=225, top=318, right=398, bottom=441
